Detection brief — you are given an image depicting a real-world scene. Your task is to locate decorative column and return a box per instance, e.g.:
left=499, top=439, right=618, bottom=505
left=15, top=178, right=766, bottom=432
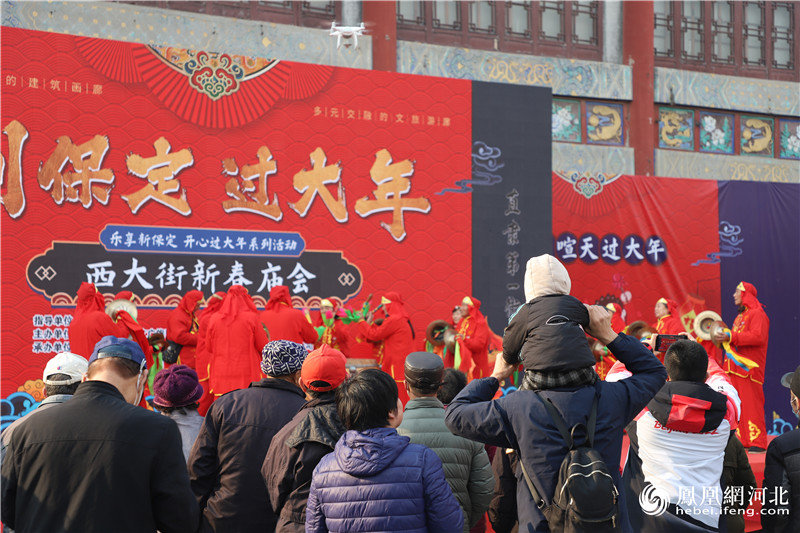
left=623, top=0, right=655, bottom=175
left=362, top=0, right=397, bottom=72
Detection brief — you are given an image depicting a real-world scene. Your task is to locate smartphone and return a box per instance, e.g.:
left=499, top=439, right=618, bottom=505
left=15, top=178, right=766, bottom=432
left=654, top=334, right=685, bottom=352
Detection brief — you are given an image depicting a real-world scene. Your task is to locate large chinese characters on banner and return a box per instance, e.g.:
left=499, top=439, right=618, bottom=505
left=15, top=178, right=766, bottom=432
left=1, top=28, right=486, bottom=398
left=552, top=172, right=722, bottom=327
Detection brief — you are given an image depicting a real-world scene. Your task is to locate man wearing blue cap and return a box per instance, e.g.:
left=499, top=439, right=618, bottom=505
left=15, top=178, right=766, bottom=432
left=1, top=336, right=198, bottom=533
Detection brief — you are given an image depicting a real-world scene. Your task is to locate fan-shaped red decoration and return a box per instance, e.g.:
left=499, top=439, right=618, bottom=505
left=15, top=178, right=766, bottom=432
left=552, top=172, right=637, bottom=218
left=132, top=45, right=291, bottom=129
left=75, top=36, right=144, bottom=83
left=282, top=63, right=334, bottom=100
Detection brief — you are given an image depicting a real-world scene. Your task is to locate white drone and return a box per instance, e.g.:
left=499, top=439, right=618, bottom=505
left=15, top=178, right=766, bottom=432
left=330, top=21, right=366, bottom=50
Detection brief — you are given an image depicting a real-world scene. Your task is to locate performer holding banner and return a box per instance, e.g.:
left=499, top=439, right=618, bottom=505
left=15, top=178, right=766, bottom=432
left=714, top=281, right=769, bottom=450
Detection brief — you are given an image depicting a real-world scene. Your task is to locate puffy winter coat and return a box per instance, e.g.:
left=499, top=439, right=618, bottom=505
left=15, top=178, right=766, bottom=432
left=397, top=397, right=493, bottom=531
left=306, top=427, right=464, bottom=532
left=503, top=294, right=594, bottom=371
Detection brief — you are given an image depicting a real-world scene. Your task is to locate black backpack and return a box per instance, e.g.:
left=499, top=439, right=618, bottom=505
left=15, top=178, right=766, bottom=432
left=518, top=391, right=620, bottom=532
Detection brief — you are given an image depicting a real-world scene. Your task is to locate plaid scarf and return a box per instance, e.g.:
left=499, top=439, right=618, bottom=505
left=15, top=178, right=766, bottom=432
left=521, top=366, right=598, bottom=391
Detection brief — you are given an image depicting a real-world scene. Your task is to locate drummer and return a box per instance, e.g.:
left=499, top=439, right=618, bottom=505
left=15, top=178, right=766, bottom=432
left=425, top=308, right=459, bottom=366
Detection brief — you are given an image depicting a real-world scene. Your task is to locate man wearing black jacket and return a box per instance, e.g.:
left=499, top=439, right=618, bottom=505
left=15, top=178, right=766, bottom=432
left=1, top=336, right=198, bottom=533
left=188, top=339, right=308, bottom=532
left=262, top=345, right=348, bottom=532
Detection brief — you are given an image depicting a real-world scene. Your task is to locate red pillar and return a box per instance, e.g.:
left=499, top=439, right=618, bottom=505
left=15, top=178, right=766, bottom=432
left=623, top=1, right=655, bottom=176
left=363, top=0, right=397, bottom=72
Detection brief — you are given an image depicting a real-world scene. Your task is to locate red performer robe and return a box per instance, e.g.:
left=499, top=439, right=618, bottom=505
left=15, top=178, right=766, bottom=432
left=68, top=282, right=128, bottom=357
left=606, top=303, right=627, bottom=334
left=360, top=292, right=414, bottom=402
left=207, top=285, right=269, bottom=396
left=724, top=282, right=769, bottom=448
left=195, top=291, right=225, bottom=415
left=456, top=296, right=491, bottom=380
left=344, top=321, right=377, bottom=359
left=260, top=285, right=318, bottom=344
left=166, top=290, right=203, bottom=369
left=655, top=315, right=685, bottom=335
left=654, top=298, right=685, bottom=335
left=315, top=306, right=350, bottom=356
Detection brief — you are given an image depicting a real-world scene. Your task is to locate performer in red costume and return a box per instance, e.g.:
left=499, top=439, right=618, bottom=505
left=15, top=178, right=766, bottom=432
left=455, top=296, right=491, bottom=379
left=260, top=285, right=318, bottom=344
left=654, top=297, right=685, bottom=335
left=110, top=301, right=154, bottom=370
left=68, top=282, right=127, bottom=357
left=606, top=302, right=627, bottom=333
left=207, top=285, right=269, bottom=396
left=314, top=298, right=350, bottom=356
left=360, top=292, right=414, bottom=401
left=115, top=290, right=134, bottom=301
left=195, top=291, right=225, bottom=415
left=714, top=281, right=769, bottom=450
left=589, top=303, right=626, bottom=380
left=166, top=290, right=204, bottom=369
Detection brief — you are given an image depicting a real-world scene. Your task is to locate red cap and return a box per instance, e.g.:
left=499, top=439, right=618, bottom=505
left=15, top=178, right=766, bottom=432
left=301, top=344, right=347, bottom=392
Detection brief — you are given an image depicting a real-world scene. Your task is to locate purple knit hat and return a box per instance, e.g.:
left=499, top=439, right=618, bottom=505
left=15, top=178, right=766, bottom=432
left=152, top=364, right=204, bottom=408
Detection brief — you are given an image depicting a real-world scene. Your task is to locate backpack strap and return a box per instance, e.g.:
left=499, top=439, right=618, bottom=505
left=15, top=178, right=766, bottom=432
left=533, top=391, right=573, bottom=449
left=518, top=456, right=548, bottom=510
left=586, top=392, right=599, bottom=447
left=521, top=389, right=602, bottom=510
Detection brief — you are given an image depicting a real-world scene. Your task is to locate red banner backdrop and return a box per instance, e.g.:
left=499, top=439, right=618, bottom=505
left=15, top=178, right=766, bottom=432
left=1, top=28, right=473, bottom=397
left=552, top=172, right=722, bottom=330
